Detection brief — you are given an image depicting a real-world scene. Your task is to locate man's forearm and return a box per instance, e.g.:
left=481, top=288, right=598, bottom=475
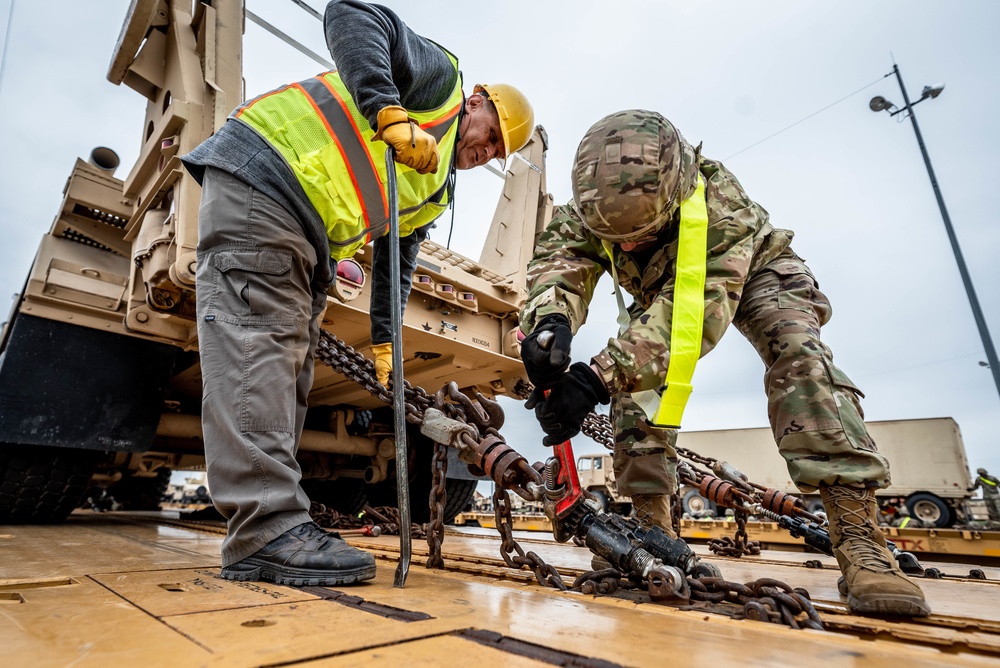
left=324, top=0, right=455, bottom=126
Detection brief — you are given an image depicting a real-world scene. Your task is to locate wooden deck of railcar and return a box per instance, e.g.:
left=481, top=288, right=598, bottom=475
left=2, top=510, right=1000, bottom=667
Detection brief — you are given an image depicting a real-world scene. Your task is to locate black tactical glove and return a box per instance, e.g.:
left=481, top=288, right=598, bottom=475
left=525, top=362, right=610, bottom=446
left=520, top=314, right=573, bottom=389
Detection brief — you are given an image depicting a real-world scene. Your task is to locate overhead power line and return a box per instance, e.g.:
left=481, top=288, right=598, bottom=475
left=722, top=73, right=892, bottom=161
left=245, top=8, right=333, bottom=70
left=0, top=0, right=16, bottom=102
left=288, top=0, right=323, bottom=21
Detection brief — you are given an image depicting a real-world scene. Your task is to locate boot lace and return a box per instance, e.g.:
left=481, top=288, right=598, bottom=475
left=633, top=496, right=654, bottom=527
left=296, top=521, right=334, bottom=548
left=825, top=487, right=895, bottom=573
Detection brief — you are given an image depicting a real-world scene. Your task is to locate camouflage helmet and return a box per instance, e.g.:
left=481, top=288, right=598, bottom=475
left=572, top=109, right=697, bottom=243
left=978, top=468, right=988, bottom=476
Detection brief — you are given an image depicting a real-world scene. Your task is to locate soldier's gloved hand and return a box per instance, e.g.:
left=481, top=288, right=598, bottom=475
left=525, top=362, right=610, bottom=446
left=372, top=105, right=439, bottom=174
left=371, top=342, right=393, bottom=386
left=520, top=314, right=573, bottom=389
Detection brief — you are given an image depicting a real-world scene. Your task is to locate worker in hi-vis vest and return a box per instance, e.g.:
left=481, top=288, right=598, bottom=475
left=517, top=109, right=928, bottom=618
left=970, top=468, right=1000, bottom=522
left=181, top=0, right=533, bottom=588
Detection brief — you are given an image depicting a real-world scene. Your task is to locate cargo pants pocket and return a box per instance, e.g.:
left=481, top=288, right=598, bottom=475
left=206, top=249, right=295, bottom=326
left=824, top=359, right=877, bottom=454
left=764, top=258, right=831, bottom=324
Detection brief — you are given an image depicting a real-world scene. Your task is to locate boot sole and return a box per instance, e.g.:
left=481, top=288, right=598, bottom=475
left=221, top=560, right=376, bottom=587
left=847, top=592, right=931, bottom=617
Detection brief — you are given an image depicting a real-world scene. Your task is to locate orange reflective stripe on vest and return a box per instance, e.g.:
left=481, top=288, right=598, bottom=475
left=295, top=77, right=388, bottom=228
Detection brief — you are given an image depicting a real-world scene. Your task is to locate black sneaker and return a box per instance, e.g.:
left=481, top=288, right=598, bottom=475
left=221, top=522, right=376, bottom=586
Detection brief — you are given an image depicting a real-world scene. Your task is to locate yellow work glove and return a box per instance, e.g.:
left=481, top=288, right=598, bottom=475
left=371, top=342, right=393, bottom=386
left=372, top=105, right=439, bottom=174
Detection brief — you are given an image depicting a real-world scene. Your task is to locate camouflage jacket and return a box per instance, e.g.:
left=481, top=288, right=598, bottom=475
left=520, top=158, right=794, bottom=394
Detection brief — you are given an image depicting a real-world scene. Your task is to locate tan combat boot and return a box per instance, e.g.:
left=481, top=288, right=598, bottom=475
left=632, top=494, right=677, bottom=538
left=821, top=485, right=930, bottom=616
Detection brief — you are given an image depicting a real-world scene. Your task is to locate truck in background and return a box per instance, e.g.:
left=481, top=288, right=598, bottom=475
left=577, top=417, right=973, bottom=528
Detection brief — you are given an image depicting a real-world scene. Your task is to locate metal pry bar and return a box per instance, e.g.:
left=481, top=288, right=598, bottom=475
left=385, top=147, right=411, bottom=587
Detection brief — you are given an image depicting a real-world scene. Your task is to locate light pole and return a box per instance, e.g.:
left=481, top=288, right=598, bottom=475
left=870, top=63, right=1000, bottom=403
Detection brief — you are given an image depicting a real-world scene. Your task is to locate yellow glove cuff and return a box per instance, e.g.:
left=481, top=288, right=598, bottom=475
left=371, top=342, right=393, bottom=357
left=371, top=342, right=393, bottom=386
left=373, top=105, right=410, bottom=141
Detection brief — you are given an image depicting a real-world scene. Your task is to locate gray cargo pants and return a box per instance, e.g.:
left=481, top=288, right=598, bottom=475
left=196, top=168, right=328, bottom=566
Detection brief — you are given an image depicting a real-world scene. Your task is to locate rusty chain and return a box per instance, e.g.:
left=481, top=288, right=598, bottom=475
left=426, top=441, right=448, bottom=569
left=309, top=502, right=426, bottom=539
left=314, top=330, right=820, bottom=630
left=493, top=486, right=568, bottom=590
left=566, top=563, right=821, bottom=630
left=707, top=510, right=762, bottom=557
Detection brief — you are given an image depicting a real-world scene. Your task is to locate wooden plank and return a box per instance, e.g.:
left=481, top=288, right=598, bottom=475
left=0, top=575, right=212, bottom=668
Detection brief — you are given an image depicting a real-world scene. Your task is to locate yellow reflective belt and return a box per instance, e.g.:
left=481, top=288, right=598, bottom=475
left=982, top=477, right=997, bottom=486
left=652, top=175, right=708, bottom=428
left=601, top=176, right=708, bottom=429
left=899, top=516, right=910, bottom=528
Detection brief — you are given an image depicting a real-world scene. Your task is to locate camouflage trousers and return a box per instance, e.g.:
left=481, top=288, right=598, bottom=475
left=983, top=492, right=1000, bottom=522
left=612, top=253, right=890, bottom=497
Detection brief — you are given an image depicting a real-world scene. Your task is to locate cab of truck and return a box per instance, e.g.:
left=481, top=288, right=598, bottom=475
left=578, top=454, right=632, bottom=515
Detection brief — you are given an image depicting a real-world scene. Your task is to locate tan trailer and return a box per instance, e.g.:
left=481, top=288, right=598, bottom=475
left=577, top=417, right=973, bottom=528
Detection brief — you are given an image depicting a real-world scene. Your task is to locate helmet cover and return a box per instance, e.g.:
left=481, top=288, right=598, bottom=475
left=572, top=109, right=697, bottom=242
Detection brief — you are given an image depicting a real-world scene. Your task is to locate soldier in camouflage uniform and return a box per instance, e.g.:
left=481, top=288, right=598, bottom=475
left=518, top=110, right=929, bottom=617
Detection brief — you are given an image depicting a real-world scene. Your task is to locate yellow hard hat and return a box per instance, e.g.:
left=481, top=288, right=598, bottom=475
left=474, top=83, right=534, bottom=156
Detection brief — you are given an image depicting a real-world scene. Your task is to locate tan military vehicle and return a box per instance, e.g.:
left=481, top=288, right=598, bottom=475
left=576, top=454, right=629, bottom=515
left=0, top=0, right=550, bottom=524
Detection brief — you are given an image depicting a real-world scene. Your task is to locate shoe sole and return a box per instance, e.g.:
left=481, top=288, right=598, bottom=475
left=848, top=592, right=932, bottom=617
left=220, top=561, right=376, bottom=587
left=837, top=576, right=932, bottom=617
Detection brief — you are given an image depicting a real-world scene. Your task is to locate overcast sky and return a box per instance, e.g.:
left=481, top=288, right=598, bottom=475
left=1, top=1, right=997, bottom=491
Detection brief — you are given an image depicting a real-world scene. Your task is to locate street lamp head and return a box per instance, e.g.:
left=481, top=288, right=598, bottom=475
left=869, top=95, right=894, bottom=112
left=921, top=83, right=945, bottom=100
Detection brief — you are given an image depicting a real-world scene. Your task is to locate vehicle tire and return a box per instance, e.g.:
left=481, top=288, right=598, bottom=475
left=365, top=444, right=481, bottom=525
left=301, top=477, right=368, bottom=516
left=442, top=478, right=478, bottom=524
left=590, top=490, right=610, bottom=513
left=107, top=467, right=171, bottom=510
left=682, top=487, right=717, bottom=518
left=905, top=492, right=953, bottom=528
left=346, top=409, right=372, bottom=436
left=0, top=445, right=99, bottom=523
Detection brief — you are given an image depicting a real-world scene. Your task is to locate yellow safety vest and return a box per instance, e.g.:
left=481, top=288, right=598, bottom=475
left=605, top=176, right=709, bottom=429
left=234, top=52, right=463, bottom=260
